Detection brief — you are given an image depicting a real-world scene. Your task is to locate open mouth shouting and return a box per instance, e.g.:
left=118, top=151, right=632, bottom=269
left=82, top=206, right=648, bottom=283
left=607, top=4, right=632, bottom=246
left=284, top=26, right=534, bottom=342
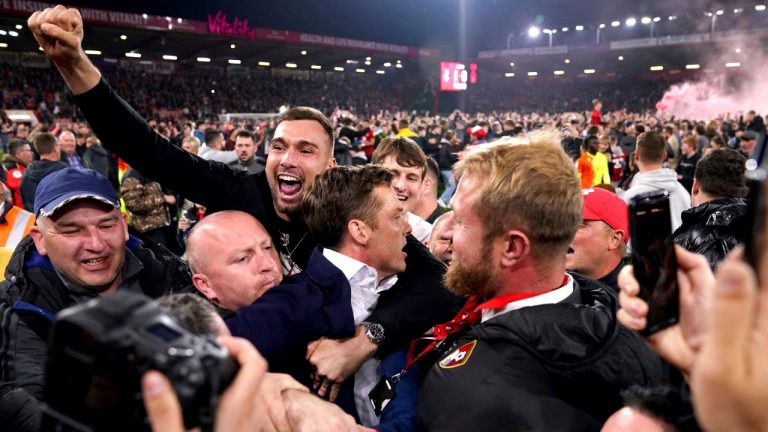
left=276, top=171, right=304, bottom=203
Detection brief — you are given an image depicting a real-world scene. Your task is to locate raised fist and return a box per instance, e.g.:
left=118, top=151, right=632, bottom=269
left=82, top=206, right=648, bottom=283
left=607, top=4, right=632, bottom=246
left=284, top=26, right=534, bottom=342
left=28, top=5, right=85, bottom=67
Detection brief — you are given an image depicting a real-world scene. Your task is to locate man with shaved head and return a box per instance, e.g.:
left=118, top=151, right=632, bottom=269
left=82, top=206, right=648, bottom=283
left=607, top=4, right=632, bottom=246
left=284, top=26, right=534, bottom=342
left=186, top=211, right=283, bottom=311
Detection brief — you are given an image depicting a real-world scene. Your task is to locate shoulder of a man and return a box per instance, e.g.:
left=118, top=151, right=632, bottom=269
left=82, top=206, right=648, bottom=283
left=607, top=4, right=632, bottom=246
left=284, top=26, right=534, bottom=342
left=417, top=334, right=558, bottom=431
left=128, top=235, right=191, bottom=297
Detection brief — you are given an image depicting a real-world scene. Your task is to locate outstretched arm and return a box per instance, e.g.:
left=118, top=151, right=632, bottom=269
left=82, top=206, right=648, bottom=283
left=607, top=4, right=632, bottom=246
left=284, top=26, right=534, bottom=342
left=28, top=6, right=249, bottom=213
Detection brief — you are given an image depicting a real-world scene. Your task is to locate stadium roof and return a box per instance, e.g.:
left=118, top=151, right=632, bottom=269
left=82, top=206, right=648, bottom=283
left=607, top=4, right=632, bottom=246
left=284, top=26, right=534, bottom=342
left=0, top=3, right=438, bottom=72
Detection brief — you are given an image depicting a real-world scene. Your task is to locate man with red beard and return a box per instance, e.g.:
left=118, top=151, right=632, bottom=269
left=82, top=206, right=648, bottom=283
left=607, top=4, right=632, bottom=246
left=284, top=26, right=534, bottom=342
left=29, top=3, right=460, bottom=405
left=416, top=134, right=662, bottom=431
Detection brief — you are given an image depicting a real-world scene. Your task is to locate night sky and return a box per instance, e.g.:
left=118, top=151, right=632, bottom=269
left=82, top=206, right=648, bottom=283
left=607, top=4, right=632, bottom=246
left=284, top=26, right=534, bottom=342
left=64, top=0, right=731, bottom=56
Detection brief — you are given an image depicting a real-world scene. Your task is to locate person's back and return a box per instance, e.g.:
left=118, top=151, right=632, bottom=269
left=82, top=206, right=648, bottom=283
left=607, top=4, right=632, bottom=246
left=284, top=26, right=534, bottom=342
left=623, top=131, right=690, bottom=232
left=673, top=149, right=749, bottom=269
left=20, top=132, right=67, bottom=213
left=82, top=135, right=111, bottom=180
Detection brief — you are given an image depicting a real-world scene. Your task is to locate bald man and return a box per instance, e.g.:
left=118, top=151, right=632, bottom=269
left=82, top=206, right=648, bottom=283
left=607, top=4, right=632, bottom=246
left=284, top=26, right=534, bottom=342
left=184, top=210, right=356, bottom=393
left=426, top=212, right=453, bottom=267
left=186, top=211, right=283, bottom=311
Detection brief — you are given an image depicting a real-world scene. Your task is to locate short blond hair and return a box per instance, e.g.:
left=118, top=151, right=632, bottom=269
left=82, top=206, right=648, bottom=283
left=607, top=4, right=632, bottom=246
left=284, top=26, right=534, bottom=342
left=453, top=131, right=582, bottom=258
left=181, top=136, right=201, bottom=152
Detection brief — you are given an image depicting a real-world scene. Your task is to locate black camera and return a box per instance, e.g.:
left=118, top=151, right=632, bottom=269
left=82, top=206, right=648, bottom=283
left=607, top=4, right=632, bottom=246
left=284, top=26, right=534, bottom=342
left=42, top=291, right=238, bottom=432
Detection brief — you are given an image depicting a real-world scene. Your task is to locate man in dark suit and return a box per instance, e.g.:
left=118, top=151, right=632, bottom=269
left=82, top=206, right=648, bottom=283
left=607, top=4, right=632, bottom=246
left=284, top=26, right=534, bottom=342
left=185, top=165, right=412, bottom=426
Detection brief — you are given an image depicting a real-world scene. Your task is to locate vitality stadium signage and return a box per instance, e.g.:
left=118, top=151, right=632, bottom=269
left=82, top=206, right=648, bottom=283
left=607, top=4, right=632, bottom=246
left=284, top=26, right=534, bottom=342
left=207, top=11, right=256, bottom=40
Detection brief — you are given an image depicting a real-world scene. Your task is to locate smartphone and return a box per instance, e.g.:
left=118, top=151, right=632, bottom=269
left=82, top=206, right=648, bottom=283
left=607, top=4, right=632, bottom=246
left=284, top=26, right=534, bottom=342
left=629, top=191, right=679, bottom=335
left=744, top=134, right=768, bottom=275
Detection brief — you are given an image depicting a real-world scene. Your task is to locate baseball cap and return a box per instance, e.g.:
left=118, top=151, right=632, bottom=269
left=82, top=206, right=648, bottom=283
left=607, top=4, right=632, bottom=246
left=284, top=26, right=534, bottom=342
left=581, top=188, right=629, bottom=242
left=34, top=168, right=120, bottom=218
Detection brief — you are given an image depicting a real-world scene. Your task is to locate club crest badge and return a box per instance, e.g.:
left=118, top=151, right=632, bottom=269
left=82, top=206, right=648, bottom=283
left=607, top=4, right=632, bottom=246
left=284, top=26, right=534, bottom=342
left=439, top=340, right=477, bottom=369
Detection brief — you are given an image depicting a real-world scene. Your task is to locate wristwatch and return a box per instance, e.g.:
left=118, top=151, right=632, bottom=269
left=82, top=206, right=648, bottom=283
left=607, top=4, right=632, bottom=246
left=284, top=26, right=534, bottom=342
left=361, top=321, right=385, bottom=346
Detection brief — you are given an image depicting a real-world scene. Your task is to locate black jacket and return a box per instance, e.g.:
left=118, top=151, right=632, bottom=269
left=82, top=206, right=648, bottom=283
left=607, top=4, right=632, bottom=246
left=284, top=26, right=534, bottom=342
left=82, top=143, right=112, bottom=181
left=0, top=235, right=191, bottom=399
left=673, top=197, right=748, bottom=269
left=0, top=381, right=40, bottom=431
left=74, top=79, right=462, bottom=352
left=417, top=275, right=663, bottom=431
left=19, top=159, right=68, bottom=212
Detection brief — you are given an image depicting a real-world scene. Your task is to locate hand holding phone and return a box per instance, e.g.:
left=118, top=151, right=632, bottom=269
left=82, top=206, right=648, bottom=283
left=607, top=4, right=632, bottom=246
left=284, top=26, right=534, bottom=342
left=629, top=191, right=680, bottom=335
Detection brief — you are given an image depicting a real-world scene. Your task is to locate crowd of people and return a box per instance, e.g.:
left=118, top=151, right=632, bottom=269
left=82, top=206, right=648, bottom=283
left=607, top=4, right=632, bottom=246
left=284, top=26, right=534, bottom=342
left=1, top=5, right=768, bottom=432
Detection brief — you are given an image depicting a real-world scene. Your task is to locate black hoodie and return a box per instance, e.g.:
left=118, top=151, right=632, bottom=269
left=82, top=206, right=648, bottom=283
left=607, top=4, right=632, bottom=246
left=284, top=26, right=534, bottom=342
left=19, top=159, right=68, bottom=212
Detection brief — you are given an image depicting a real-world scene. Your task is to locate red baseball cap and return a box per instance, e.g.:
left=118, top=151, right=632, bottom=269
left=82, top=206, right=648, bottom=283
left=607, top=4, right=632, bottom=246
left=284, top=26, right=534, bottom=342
left=581, top=188, right=629, bottom=242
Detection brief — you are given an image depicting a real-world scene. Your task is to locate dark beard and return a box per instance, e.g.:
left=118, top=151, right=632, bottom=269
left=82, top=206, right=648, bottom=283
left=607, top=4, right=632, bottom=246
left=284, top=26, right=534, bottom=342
left=271, top=192, right=304, bottom=222
left=444, top=253, right=495, bottom=297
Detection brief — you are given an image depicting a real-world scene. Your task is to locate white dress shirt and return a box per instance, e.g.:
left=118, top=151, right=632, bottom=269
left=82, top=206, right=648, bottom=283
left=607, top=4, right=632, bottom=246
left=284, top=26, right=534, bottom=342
left=406, top=212, right=433, bottom=243
left=322, top=248, right=398, bottom=427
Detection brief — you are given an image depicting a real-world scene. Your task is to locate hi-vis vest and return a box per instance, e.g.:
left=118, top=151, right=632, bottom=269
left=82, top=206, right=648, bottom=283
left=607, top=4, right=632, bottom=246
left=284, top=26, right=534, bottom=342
left=0, top=205, right=35, bottom=249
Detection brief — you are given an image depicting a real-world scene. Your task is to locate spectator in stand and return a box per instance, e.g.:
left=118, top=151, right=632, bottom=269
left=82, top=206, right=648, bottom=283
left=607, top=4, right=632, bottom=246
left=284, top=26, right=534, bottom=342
left=82, top=135, right=112, bottom=182
left=603, top=135, right=626, bottom=184
left=121, top=168, right=184, bottom=255
left=339, top=117, right=371, bottom=152
left=199, top=128, right=237, bottom=164
left=662, top=125, right=681, bottom=170
left=437, top=129, right=460, bottom=207
left=58, top=130, right=83, bottom=168
left=500, top=119, right=517, bottom=137
left=374, top=120, right=394, bottom=149
left=20, top=132, right=67, bottom=212
left=693, top=124, right=709, bottom=153
left=372, top=136, right=432, bottom=242
left=676, top=136, right=700, bottom=193
left=576, top=138, right=596, bottom=189
left=229, top=130, right=265, bottom=174
left=395, top=119, right=417, bottom=138
left=738, top=130, right=759, bottom=158
left=619, top=123, right=643, bottom=161
left=1, top=138, right=34, bottom=206
left=673, top=149, right=748, bottom=270
left=14, top=124, right=30, bottom=141
left=413, top=157, right=444, bottom=225
left=587, top=135, right=610, bottom=186
left=180, top=135, right=200, bottom=155
left=742, top=110, right=766, bottom=145
left=622, top=131, right=691, bottom=233
left=423, top=124, right=442, bottom=160
left=704, top=135, right=726, bottom=157
left=590, top=98, right=603, bottom=126
left=566, top=187, right=629, bottom=292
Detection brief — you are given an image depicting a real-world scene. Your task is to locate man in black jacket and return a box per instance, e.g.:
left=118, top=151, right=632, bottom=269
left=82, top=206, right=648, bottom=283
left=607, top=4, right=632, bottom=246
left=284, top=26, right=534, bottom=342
left=673, top=148, right=748, bottom=270
left=28, top=4, right=460, bottom=387
left=0, top=168, right=191, bottom=400
left=20, top=132, right=68, bottom=212
left=416, top=135, right=662, bottom=431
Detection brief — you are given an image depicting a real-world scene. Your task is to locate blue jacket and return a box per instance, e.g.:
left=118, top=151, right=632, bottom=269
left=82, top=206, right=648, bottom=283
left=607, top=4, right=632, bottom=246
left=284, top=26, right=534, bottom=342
left=225, top=247, right=359, bottom=415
